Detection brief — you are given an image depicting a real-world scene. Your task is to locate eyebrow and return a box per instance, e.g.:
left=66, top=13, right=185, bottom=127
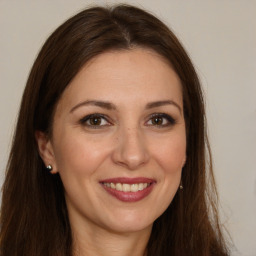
left=146, top=100, right=182, bottom=113
left=70, top=99, right=181, bottom=113
left=70, top=100, right=116, bottom=113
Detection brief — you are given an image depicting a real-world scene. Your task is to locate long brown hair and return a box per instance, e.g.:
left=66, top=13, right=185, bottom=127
left=0, top=4, right=229, bottom=256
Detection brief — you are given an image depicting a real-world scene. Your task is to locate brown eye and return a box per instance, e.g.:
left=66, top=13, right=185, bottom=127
left=89, top=117, right=102, bottom=126
left=80, top=114, right=110, bottom=128
left=151, top=116, right=163, bottom=125
left=146, top=113, right=176, bottom=127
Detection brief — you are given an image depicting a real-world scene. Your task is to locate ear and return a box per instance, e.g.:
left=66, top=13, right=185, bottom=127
left=35, top=131, right=58, bottom=174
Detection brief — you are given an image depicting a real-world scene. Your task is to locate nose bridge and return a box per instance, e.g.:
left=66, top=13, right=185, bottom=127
left=112, top=124, right=149, bottom=170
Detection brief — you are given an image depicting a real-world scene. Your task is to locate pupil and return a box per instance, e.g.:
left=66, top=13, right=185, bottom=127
left=153, top=117, right=162, bottom=125
left=90, top=117, right=101, bottom=125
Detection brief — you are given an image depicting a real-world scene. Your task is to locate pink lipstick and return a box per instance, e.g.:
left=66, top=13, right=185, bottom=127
left=100, top=177, right=156, bottom=202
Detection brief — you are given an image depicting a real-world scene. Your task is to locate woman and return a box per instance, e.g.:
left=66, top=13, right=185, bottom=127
left=0, top=4, right=229, bottom=256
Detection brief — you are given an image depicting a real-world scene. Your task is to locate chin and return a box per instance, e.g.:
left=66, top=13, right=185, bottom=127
left=107, top=222, right=152, bottom=234
left=101, top=210, right=156, bottom=234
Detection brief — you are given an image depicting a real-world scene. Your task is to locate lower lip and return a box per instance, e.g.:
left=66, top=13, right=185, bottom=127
left=101, top=183, right=155, bottom=202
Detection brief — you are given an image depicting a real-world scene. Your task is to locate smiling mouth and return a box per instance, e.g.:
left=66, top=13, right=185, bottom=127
left=100, top=177, right=155, bottom=202
left=103, top=182, right=150, bottom=192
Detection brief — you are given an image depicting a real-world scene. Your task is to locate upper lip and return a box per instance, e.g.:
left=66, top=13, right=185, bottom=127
left=100, top=177, right=156, bottom=184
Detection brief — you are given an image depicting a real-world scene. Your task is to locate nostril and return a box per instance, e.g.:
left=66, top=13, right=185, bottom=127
left=111, top=130, right=150, bottom=170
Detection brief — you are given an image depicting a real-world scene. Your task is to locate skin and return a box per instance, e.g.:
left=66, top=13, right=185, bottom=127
left=37, top=48, right=186, bottom=256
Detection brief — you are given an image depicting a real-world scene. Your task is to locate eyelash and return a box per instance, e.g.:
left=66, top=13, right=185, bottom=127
left=79, top=113, right=111, bottom=129
left=146, top=113, right=176, bottom=128
left=79, top=113, right=176, bottom=129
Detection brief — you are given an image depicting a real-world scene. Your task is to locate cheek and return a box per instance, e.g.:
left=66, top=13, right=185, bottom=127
left=152, top=133, right=186, bottom=173
left=148, top=133, right=186, bottom=217
left=52, top=132, right=111, bottom=177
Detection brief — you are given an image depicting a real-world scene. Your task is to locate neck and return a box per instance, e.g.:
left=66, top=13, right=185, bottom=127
left=72, top=221, right=152, bottom=256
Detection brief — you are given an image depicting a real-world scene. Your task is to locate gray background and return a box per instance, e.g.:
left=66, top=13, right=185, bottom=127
left=0, top=1, right=255, bottom=255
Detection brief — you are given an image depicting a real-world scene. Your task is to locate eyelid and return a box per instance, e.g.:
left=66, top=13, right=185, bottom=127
left=78, top=112, right=176, bottom=129
left=79, top=113, right=112, bottom=128
left=145, top=113, right=176, bottom=127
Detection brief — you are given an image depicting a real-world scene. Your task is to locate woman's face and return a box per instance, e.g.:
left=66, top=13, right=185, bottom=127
left=39, top=48, right=186, bottom=234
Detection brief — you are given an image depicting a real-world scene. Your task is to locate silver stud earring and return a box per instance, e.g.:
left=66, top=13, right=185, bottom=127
left=46, top=165, right=52, bottom=171
left=179, top=180, right=183, bottom=190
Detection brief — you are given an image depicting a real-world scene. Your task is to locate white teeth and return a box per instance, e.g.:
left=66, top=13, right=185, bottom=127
left=116, top=183, right=122, bottom=191
left=131, top=184, right=139, bottom=192
left=138, top=183, right=144, bottom=191
left=103, top=182, right=150, bottom=192
left=123, top=184, right=131, bottom=192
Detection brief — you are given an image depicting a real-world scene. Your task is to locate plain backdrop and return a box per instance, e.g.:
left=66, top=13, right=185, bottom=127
left=0, top=0, right=255, bottom=255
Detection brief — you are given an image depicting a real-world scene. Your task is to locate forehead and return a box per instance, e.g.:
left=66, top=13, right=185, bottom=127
left=56, top=48, right=183, bottom=112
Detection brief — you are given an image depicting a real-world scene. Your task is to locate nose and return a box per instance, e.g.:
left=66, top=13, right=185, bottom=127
left=111, top=127, right=150, bottom=170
